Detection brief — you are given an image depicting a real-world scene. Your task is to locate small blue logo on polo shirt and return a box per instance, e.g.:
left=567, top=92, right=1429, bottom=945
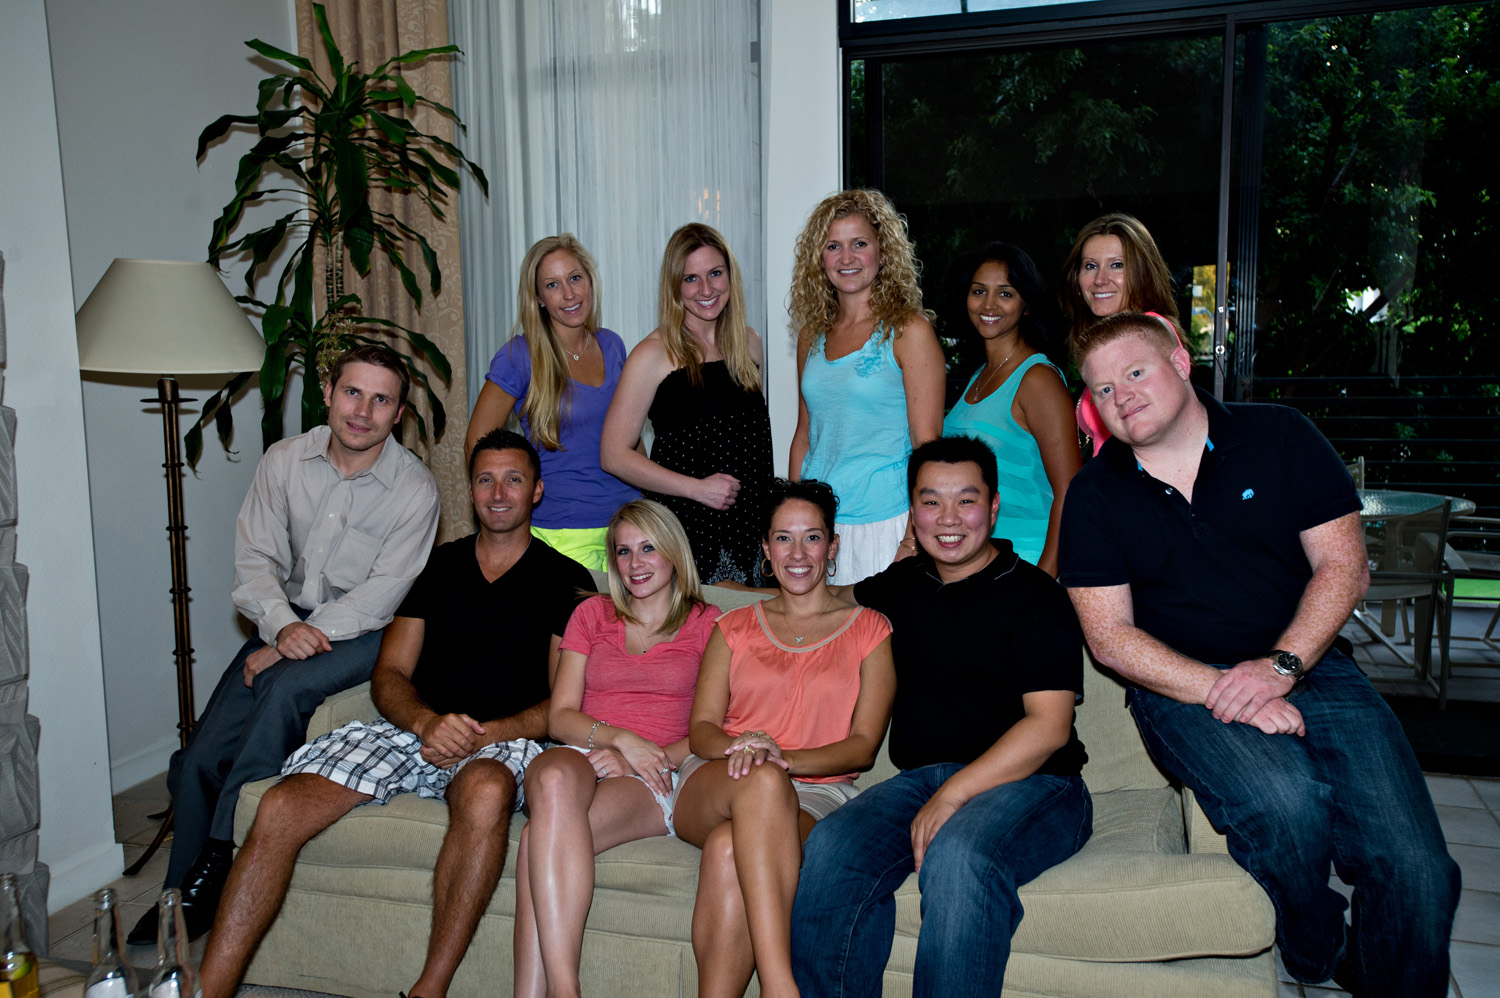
left=1241, top=488, right=1255, bottom=500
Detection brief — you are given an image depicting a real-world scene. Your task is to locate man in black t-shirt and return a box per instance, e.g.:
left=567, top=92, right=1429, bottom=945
left=791, top=436, right=1091, bottom=998
left=1059, top=312, right=1458, bottom=997
left=198, top=429, right=591, bottom=998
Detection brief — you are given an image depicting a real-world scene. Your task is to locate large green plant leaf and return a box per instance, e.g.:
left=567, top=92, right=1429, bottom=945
left=334, top=134, right=369, bottom=227
left=311, top=4, right=344, bottom=83
left=184, top=370, right=253, bottom=466
left=246, top=38, right=313, bottom=73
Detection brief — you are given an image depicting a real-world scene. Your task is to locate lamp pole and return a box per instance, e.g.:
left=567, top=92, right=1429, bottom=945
left=124, top=376, right=198, bottom=878
left=154, top=376, right=196, bottom=749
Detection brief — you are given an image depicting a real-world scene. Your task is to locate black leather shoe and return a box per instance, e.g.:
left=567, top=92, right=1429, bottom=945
left=125, top=905, right=158, bottom=947
left=178, top=840, right=235, bottom=940
left=127, top=840, right=236, bottom=945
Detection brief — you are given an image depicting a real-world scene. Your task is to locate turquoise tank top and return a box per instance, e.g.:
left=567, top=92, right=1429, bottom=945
left=800, top=331, right=911, bottom=524
left=942, top=353, right=1063, bottom=564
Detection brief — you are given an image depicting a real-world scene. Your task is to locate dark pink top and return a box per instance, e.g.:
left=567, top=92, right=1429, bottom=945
left=561, top=594, right=721, bottom=747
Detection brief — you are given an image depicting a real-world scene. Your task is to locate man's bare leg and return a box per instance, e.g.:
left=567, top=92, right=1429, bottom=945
left=407, top=759, right=518, bottom=998
left=199, top=774, right=370, bottom=998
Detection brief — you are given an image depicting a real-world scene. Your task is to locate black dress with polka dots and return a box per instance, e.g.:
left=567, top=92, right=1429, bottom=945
left=645, top=360, right=773, bottom=585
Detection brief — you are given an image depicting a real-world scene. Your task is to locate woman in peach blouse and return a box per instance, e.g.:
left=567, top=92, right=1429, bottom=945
left=671, top=479, right=896, bottom=998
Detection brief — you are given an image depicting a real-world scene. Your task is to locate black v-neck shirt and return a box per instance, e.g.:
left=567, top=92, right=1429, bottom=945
left=400, top=534, right=592, bottom=721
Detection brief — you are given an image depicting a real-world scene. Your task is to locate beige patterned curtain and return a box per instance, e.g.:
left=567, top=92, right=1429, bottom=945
left=297, top=0, right=472, bottom=542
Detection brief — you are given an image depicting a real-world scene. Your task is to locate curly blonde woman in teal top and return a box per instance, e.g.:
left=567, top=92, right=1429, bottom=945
left=787, top=189, right=946, bottom=584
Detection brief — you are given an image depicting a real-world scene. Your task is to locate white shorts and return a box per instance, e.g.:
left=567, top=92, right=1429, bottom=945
left=830, top=511, right=909, bottom=586
left=558, top=743, right=681, bottom=836
left=282, top=718, right=543, bottom=810
left=674, top=753, right=860, bottom=822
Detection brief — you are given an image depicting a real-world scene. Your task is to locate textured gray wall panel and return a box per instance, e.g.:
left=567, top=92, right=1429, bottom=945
left=0, top=405, right=14, bottom=528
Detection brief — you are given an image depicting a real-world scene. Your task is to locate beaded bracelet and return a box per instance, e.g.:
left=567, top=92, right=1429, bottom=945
left=588, top=720, right=607, bottom=750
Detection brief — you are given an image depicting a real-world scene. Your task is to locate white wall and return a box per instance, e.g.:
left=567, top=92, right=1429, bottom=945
left=760, top=0, right=841, bottom=475
left=47, top=0, right=297, bottom=792
left=0, top=0, right=121, bottom=910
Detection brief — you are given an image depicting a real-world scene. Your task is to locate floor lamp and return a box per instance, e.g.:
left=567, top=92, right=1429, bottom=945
left=75, top=259, right=265, bottom=874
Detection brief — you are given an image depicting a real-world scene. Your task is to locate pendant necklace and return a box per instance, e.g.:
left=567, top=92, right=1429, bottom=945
left=969, top=344, right=1018, bottom=403
left=783, top=602, right=834, bottom=645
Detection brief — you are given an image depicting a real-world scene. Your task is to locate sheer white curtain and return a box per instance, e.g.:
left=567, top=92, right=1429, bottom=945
left=448, top=0, right=764, bottom=409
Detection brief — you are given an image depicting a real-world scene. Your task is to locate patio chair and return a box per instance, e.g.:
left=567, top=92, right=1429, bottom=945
left=1444, top=515, right=1500, bottom=659
left=1344, top=456, right=1366, bottom=489
left=1351, top=497, right=1454, bottom=705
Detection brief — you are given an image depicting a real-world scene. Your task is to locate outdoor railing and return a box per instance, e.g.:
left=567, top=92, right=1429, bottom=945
left=1255, top=376, right=1500, bottom=521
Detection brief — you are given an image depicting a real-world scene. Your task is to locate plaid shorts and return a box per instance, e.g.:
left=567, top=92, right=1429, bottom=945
left=281, top=718, right=544, bottom=810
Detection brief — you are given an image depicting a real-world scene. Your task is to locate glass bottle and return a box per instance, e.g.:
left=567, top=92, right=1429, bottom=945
left=147, top=889, right=196, bottom=998
left=1, top=873, right=39, bottom=998
left=84, top=888, right=136, bottom=998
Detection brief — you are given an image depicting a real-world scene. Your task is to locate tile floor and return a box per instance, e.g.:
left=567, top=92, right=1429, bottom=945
left=45, top=771, right=209, bottom=975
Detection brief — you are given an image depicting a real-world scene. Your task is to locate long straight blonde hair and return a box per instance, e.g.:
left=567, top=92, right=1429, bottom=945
left=604, top=499, right=706, bottom=633
left=511, top=234, right=603, bottom=451
left=655, top=223, right=760, bottom=391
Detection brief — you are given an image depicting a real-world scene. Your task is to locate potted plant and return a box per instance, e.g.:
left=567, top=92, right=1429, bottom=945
left=187, top=2, right=487, bottom=463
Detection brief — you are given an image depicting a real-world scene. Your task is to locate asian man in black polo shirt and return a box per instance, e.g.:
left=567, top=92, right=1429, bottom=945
left=1059, top=311, right=1458, bottom=997
left=791, top=436, right=1091, bottom=998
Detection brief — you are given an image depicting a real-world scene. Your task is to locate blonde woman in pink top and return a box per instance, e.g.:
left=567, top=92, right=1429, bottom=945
left=514, top=500, right=721, bottom=998
left=673, top=479, right=896, bottom=998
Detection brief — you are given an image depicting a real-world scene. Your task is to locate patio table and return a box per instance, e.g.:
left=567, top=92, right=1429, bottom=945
left=1358, top=489, right=1476, bottom=520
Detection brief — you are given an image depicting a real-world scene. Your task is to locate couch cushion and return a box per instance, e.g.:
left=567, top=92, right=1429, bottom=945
left=1075, top=654, right=1173, bottom=794
left=239, top=776, right=1270, bottom=965
left=887, top=787, right=1273, bottom=962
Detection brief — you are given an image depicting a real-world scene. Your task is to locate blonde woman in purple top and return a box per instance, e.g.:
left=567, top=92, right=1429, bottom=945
left=465, top=234, right=639, bottom=570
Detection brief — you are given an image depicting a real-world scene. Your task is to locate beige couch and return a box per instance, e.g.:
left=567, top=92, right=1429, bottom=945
left=233, top=580, right=1276, bottom=997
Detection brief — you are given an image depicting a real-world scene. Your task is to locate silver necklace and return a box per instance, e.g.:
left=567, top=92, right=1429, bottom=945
left=969, top=345, right=1018, bottom=402
left=563, top=336, right=588, bottom=362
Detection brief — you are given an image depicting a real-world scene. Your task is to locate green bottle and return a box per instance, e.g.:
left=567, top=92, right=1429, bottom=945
left=0, top=873, right=38, bottom=998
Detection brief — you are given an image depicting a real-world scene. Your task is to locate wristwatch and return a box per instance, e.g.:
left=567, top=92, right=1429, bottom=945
left=1268, top=649, right=1306, bottom=679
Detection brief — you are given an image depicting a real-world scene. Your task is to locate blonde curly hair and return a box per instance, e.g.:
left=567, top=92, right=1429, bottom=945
left=788, top=189, right=933, bottom=345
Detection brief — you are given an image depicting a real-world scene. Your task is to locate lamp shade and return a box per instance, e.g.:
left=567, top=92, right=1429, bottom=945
left=75, top=258, right=265, bottom=375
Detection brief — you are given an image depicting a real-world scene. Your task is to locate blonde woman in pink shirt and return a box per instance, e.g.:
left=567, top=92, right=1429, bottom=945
left=514, top=500, right=720, bottom=998
left=673, top=479, right=896, bottom=998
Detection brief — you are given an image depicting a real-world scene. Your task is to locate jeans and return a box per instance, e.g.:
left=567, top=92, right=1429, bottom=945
left=164, top=625, right=381, bottom=886
left=1129, top=648, right=1459, bottom=997
left=791, top=765, right=1092, bottom=998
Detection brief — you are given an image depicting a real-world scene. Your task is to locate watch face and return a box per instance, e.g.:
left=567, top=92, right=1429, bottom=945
left=1275, top=651, right=1304, bottom=677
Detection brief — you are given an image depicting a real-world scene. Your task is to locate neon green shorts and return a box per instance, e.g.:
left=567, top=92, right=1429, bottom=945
left=530, top=525, right=609, bottom=572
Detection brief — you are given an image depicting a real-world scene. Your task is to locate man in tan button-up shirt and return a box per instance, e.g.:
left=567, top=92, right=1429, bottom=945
left=128, top=344, right=440, bottom=946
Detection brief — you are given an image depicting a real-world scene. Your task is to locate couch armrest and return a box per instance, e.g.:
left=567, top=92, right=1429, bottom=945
left=1182, top=786, right=1230, bottom=854
left=308, top=682, right=378, bottom=739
